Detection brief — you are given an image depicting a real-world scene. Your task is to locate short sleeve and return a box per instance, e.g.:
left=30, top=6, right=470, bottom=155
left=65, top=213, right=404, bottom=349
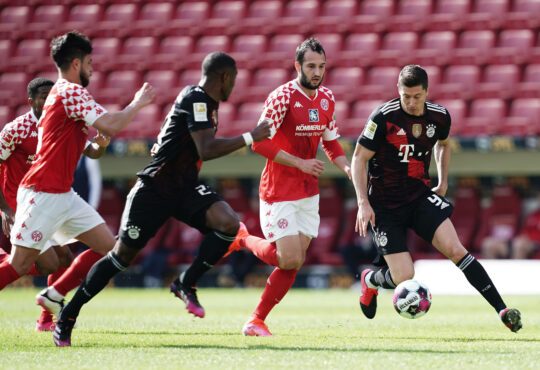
left=357, top=110, right=386, bottom=152
left=322, top=109, right=340, bottom=141
left=0, top=123, right=16, bottom=160
left=438, top=110, right=451, bottom=140
left=185, top=95, right=215, bottom=132
left=62, top=85, right=107, bottom=125
left=259, top=87, right=291, bottom=138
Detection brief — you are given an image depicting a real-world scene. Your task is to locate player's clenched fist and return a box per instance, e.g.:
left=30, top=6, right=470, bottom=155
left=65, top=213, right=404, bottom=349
left=133, top=82, right=156, bottom=107
left=251, top=119, right=272, bottom=141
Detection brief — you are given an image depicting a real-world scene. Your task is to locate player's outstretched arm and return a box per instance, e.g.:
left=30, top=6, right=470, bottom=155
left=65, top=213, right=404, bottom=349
left=191, top=120, right=271, bottom=161
left=93, top=83, right=155, bottom=137
left=351, top=143, right=376, bottom=237
left=83, top=131, right=110, bottom=159
left=432, top=138, right=451, bottom=197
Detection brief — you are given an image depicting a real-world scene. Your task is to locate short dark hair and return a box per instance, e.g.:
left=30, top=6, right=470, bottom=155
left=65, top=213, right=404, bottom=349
left=295, top=38, right=326, bottom=65
left=202, top=52, right=236, bottom=76
left=27, top=77, right=54, bottom=99
left=50, top=31, right=92, bottom=71
left=398, top=65, right=429, bottom=90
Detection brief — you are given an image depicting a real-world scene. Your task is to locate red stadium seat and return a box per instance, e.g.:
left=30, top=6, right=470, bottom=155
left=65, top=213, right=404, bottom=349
left=22, top=5, right=67, bottom=38
left=0, top=6, right=31, bottom=38
left=166, top=1, right=210, bottom=36
left=62, top=5, right=103, bottom=36
left=201, top=1, right=246, bottom=36
left=93, top=4, right=139, bottom=37
left=473, top=185, right=522, bottom=251
left=336, top=33, right=380, bottom=67
left=233, top=1, right=283, bottom=35
left=500, top=98, right=540, bottom=136
left=349, top=0, right=394, bottom=33
left=426, top=0, right=470, bottom=31
left=375, top=32, right=419, bottom=66
left=325, top=67, right=364, bottom=102
left=118, top=103, right=162, bottom=139
left=434, top=99, right=467, bottom=135
left=86, top=71, right=104, bottom=98
left=387, top=0, right=433, bottom=32
left=183, top=35, right=231, bottom=69
left=311, top=0, right=358, bottom=33
left=341, top=100, right=382, bottom=138
left=311, top=34, right=342, bottom=58
left=464, top=0, right=509, bottom=30
left=90, top=38, right=121, bottom=73
left=258, top=34, right=304, bottom=68
left=334, top=101, right=350, bottom=128
left=491, top=30, right=535, bottom=65
left=247, top=68, right=289, bottom=102
left=0, top=72, right=28, bottom=107
left=153, top=36, right=194, bottom=71
left=450, top=186, right=482, bottom=248
left=358, top=67, right=400, bottom=100
left=269, top=0, right=320, bottom=35
left=144, top=70, right=180, bottom=106
left=232, top=102, right=263, bottom=136
left=4, top=39, right=48, bottom=73
left=439, top=65, right=481, bottom=99
left=228, top=69, right=252, bottom=104
left=218, top=179, right=250, bottom=213
left=215, top=102, right=236, bottom=136
left=118, top=37, right=158, bottom=70
left=0, top=106, right=13, bottom=128
left=505, top=0, right=540, bottom=28
left=99, top=71, right=142, bottom=105
left=131, top=2, right=174, bottom=36
left=230, top=35, right=267, bottom=69
left=461, top=99, right=506, bottom=137
left=179, top=69, right=201, bottom=88
left=415, top=31, right=457, bottom=66
left=517, top=64, right=540, bottom=98
left=476, top=65, right=520, bottom=99
left=453, top=30, right=496, bottom=65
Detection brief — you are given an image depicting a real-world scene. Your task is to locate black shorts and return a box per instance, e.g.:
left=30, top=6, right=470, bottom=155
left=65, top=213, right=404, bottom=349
left=371, top=190, right=454, bottom=256
left=118, top=178, right=223, bottom=249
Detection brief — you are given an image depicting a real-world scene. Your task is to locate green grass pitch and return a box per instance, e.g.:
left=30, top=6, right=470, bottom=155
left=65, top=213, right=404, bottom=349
left=1, top=288, right=538, bottom=369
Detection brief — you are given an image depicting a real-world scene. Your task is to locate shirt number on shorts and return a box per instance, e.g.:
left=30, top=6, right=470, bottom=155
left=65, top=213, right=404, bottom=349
left=195, top=184, right=212, bottom=196
left=427, top=194, right=450, bottom=209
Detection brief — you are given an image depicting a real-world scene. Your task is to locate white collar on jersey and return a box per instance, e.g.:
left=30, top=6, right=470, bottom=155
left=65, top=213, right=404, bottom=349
left=292, top=79, right=318, bottom=100
left=28, top=109, right=38, bottom=123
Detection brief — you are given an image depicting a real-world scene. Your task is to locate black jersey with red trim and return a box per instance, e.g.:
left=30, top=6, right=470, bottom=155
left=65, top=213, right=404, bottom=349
left=137, top=85, right=218, bottom=192
left=357, top=98, right=451, bottom=209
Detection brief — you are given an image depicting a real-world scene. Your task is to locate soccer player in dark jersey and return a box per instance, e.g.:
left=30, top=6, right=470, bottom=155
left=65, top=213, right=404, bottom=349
left=351, top=65, right=522, bottom=333
left=54, top=52, right=271, bottom=346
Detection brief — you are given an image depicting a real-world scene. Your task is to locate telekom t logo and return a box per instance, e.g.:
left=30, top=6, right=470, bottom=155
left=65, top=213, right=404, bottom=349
left=398, top=144, right=415, bottom=162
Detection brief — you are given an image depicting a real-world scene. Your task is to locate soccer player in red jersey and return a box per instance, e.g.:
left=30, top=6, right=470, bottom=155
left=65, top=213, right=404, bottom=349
left=351, top=65, right=521, bottom=332
left=234, top=38, right=351, bottom=336
left=0, top=77, right=111, bottom=331
left=0, top=31, right=154, bottom=307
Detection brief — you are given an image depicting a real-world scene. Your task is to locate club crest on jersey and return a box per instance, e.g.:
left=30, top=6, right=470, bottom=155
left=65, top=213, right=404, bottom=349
left=412, top=123, right=422, bottom=138
left=320, top=98, right=329, bottom=111
left=308, top=109, right=319, bottom=122
left=426, top=124, right=436, bottom=138
left=127, top=225, right=141, bottom=239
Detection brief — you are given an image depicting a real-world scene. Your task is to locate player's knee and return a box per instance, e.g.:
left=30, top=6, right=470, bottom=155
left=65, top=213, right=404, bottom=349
left=278, top=254, right=303, bottom=270
left=36, top=259, right=60, bottom=275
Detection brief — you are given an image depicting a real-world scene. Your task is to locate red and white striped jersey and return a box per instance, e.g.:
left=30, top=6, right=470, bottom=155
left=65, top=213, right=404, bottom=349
left=258, top=80, right=340, bottom=202
left=21, top=79, right=107, bottom=193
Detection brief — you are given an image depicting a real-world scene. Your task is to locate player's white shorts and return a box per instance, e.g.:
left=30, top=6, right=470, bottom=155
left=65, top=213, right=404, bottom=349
left=259, top=195, right=320, bottom=242
left=10, top=187, right=104, bottom=251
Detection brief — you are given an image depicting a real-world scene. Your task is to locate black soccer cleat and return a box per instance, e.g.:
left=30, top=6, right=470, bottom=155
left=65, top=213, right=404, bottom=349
left=500, top=308, right=522, bottom=333
left=53, top=315, right=76, bottom=347
left=170, top=278, right=205, bottom=318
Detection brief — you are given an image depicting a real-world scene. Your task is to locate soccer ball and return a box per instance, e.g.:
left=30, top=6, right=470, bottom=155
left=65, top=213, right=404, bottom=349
left=392, top=279, right=432, bottom=319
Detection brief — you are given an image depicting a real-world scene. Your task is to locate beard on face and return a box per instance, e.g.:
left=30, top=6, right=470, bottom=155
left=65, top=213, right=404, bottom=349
left=299, top=68, right=323, bottom=90
left=80, top=70, right=90, bottom=87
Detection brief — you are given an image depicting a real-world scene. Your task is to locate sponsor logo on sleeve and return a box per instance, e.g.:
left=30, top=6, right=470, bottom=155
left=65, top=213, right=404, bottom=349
left=362, top=120, right=378, bottom=140
left=193, top=102, right=208, bottom=122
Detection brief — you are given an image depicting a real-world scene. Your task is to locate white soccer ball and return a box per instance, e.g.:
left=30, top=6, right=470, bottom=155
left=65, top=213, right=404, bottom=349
left=392, top=279, right=432, bottom=319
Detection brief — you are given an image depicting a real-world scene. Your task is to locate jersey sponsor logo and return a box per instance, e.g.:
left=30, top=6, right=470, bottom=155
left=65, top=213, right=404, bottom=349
left=294, top=101, right=303, bottom=108
left=427, top=194, right=450, bottom=209
left=412, top=123, right=422, bottom=138
left=26, top=154, right=35, bottom=164
left=193, top=102, right=207, bottom=122
left=362, top=120, right=377, bottom=140
left=31, top=230, right=43, bottom=242
left=397, top=128, right=406, bottom=136
left=277, top=218, right=289, bottom=229
left=127, top=225, right=141, bottom=239
left=426, top=124, right=436, bottom=138
left=398, top=144, right=415, bottom=163
left=308, top=109, right=319, bottom=122
left=320, top=98, right=329, bottom=111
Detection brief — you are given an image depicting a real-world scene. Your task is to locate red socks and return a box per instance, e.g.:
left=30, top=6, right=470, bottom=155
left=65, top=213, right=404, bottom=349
left=0, top=260, right=21, bottom=290
left=253, top=268, right=298, bottom=321
left=47, top=266, right=67, bottom=286
left=243, top=236, right=279, bottom=266
left=52, top=249, right=103, bottom=296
